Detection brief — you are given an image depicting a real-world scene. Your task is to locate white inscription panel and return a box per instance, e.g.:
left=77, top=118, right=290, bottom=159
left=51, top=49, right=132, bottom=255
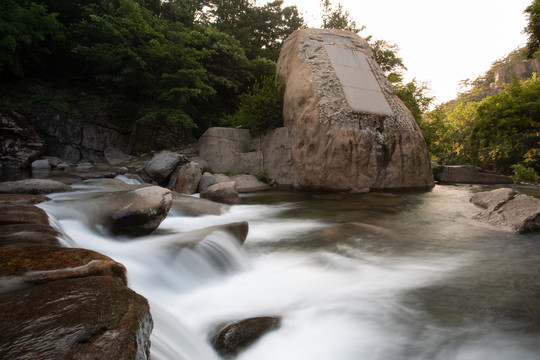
left=325, top=44, right=393, bottom=116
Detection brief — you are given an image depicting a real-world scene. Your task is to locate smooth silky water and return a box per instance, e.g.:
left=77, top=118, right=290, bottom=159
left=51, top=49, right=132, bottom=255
left=39, top=184, right=540, bottom=360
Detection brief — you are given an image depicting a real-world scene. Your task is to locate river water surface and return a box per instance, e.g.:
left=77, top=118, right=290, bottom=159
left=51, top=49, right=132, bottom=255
left=40, top=184, right=540, bottom=360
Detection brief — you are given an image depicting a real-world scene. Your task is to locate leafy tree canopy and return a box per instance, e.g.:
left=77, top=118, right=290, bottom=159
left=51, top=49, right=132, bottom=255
left=524, top=0, right=540, bottom=59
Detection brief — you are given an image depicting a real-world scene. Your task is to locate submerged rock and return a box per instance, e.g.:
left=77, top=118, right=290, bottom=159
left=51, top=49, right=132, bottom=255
left=211, top=316, right=281, bottom=357
left=470, top=188, right=540, bottom=233
left=162, top=221, right=249, bottom=248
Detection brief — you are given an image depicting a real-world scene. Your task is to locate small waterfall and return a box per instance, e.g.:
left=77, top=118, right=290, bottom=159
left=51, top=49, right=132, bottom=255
left=36, top=186, right=540, bottom=360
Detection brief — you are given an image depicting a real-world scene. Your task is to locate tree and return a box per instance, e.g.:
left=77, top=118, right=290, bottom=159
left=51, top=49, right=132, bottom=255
left=0, top=0, right=65, bottom=78
left=369, top=39, right=406, bottom=76
left=393, top=78, right=434, bottom=123
left=524, top=0, right=540, bottom=58
left=320, top=0, right=364, bottom=33
left=221, top=75, right=285, bottom=132
left=203, top=0, right=304, bottom=61
left=472, top=76, right=540, bottom=173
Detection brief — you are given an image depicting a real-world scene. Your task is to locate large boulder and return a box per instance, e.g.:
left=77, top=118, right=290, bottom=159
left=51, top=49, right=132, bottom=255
left=276, top=29, right=433, bottom=191
left=0, top=178, right=73, bottom=194
left=169, top=161, right=202, bottom=194
left=102, top=186, right=173, bottom=236
left=434, top=165, right=513, bottom=184
left=171, top=192, right=229, bottom=216
left=470, top=188, right=540, bottom=233
left=0, top=276, right=152, bottom=360
left=211, top=316, right=281, bottom=357
left=198, top=127, right=294, bottom=187
left=0, top=202, right=153, bottom=359
left=200, top=181, right=242, bottom=205
left=43, top=185, right=173, bottom=236
left=145, top=150, right=186, bottom=184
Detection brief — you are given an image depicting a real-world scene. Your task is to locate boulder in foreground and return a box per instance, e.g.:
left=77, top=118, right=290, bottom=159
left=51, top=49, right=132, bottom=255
left=470, top=188, right=540, bottom=233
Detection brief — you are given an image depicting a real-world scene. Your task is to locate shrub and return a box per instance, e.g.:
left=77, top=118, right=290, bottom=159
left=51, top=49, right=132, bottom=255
left=222, top=75, right=285, bottom=132
left=510, top=164, right=540, bottom=183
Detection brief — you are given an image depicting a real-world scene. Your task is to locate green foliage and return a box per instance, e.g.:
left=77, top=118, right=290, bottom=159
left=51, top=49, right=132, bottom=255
left=510, top=164, right=540, bottom=183
left=471, top=76, right=540, bottom=173
left=0, top=0, right=65, bottom=78
left=256, top=171, right=271, bottom=184
left=201, top=166, right=214, bottom=174
left=392, top=78, right=434, bottom=123
left=320, top=0, right=364, bottom=33
left=222, top=76, right=285, bottom=132
left=369, top=39, right=406, bottom=76
left=204, top=0, right=305, bottom=61
left=524, top=0, right=540, bottom=59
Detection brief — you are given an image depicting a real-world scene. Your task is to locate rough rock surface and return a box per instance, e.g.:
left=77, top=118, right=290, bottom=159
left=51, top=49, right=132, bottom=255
left=434, top=165, right=513, bottom=184
left=470, top=188, right=518, bottom=209
left=200, top=181, right=242, bottom=205
left=211, top=316, right=281, bottom=357
left=169, top=161, right=202, bottom=194
left=0, top=196, right=153, bottom=359
left=145, top=150, right=186, bottom=184
left=234, top=174, right=272, bottom=192
left=0, top=276, right=152, bottom=360
left=104, top=147, right=133, bottom=165
left=198, top=127, right=293, bottom=186
left=276, top=29, right=433, bottom=191
left=470, top=188, right=540, bottom=233
left=171, top=192, right=229, bottom=216
left=0, top=178, right=73, bottom=194
left=89, top=186, right=173, bottom=236
left=198, top=172, right=221, bottom=193
left=0, top=111, right=44, bottom=168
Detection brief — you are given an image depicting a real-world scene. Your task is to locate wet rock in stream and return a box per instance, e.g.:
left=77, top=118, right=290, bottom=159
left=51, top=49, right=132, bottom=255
left=0, top=187, right=153, bottom=359
left=211, top=316, right=282, bottom=357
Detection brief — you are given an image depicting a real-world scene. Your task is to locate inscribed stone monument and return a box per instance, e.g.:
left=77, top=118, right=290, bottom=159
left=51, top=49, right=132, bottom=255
left=277, top=29, right=434, bottom=191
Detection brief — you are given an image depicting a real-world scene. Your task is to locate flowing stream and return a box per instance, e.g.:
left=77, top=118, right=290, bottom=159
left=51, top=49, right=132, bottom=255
left=40, top=183, right=540, bottom=360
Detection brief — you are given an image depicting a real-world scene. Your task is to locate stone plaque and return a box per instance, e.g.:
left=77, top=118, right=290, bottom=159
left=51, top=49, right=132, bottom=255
left=325, top=44, right=393, bottom=116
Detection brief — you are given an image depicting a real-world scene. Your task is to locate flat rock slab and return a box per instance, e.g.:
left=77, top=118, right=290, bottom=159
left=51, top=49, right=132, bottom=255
left=471, top=188, right=540, bottom=233
left=171, top=193, right=229, bottom=216
left=435, top=165, right=512, bottom=184
left=0, top=179, right=73, bottom=194
left=0, top=246, right=127, bottom=285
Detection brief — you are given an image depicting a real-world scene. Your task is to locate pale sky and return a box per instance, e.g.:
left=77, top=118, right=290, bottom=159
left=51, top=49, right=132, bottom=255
left=276, top=0, right=532, bottom=105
